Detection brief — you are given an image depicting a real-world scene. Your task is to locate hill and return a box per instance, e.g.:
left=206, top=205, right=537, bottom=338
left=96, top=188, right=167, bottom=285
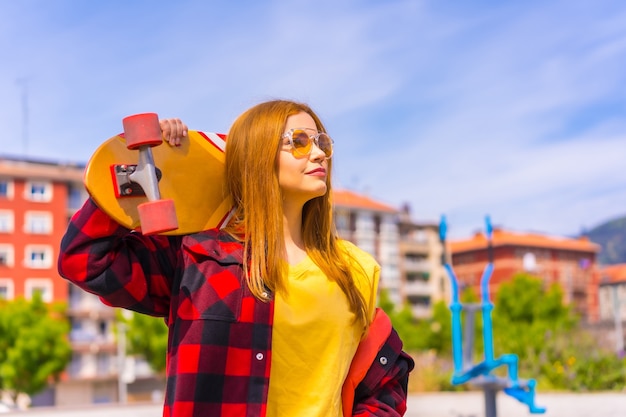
left=584, top=215, right=626, bottom=265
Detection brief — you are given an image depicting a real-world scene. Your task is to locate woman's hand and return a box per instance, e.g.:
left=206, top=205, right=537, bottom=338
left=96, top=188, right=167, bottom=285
left=160, top=118, right=188, bottom=147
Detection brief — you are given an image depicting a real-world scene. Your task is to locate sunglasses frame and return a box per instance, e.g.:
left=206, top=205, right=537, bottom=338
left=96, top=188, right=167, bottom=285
left=282, top=128, right=334, bottom=158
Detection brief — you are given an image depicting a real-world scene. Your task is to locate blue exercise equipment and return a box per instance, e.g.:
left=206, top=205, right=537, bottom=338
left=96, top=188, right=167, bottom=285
left=439, top=215, right=546, bottom=417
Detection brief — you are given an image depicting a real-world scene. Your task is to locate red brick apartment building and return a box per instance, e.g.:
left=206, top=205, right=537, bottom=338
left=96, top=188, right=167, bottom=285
left=0, top=158, right=84, bottom=302
left=448, top=228, right=601, bottom=322
left=1, top=156, right=137, bottom=402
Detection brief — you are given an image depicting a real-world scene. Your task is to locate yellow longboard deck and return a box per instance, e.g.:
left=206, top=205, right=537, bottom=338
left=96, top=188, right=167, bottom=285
left=84, top=130, right=233, bottom=235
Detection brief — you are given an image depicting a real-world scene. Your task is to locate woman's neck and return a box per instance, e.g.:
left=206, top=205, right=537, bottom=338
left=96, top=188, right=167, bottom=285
left=282, top=201, right=307, bottom=265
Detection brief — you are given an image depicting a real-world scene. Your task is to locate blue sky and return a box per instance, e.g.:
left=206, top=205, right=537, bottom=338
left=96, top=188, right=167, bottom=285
left=1, top=0, right=625, bottom=239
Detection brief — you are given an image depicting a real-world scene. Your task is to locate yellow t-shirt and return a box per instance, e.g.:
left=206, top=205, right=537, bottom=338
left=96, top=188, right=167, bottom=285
left=267, top=241, right=380, bottom=417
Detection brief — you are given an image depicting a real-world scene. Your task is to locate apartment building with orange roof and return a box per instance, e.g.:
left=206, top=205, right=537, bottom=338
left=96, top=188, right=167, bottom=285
left=0, top=156, right=147, bottom=406
left=397, top=204, right=446, bottom=318
left=448, top=227, right=601, bottom=322
left=597, top=264, right=626, bottom=353
left=333, top=190, right=446, bottom=318
left=598, top=264, right=626, bottom=322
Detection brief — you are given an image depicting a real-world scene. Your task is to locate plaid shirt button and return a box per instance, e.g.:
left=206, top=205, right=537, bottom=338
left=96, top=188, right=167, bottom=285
left=379, top=356, right=388, bottom=366
left=256, top=353, right=264, bottom=360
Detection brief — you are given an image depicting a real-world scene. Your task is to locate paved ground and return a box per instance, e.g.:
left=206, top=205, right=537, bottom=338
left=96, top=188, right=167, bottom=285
left=407, top=391, right=626, bottom=417
left=3, top=392, right=626, bottom=416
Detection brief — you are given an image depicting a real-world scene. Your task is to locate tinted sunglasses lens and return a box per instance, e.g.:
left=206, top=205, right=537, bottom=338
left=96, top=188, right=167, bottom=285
left=291, top=130, right=312, bottom=155
left=317, top=133, right=333, bottom=157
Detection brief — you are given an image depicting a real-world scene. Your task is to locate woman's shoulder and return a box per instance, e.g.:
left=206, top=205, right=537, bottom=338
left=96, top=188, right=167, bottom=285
left=337, top=240, right=380, bottom=321
left=338, top=240, right=379, bottom=267
left=337, top=239, right=380, bottom=285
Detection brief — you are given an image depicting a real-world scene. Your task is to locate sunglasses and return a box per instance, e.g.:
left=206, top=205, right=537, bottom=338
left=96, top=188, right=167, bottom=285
left=282, top=128, right=334, bottom=158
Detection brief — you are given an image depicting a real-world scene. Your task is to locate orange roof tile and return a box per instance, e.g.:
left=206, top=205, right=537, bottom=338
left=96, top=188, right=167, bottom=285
left=449, top=228, right=600, bottom=254
left=332, top=189, right=397, bottom=213
left=600, top=264, right=626, bottom=284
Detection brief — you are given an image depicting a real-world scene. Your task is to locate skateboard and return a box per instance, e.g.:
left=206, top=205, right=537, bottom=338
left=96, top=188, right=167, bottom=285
left=84, top=113, right=234, bottom=235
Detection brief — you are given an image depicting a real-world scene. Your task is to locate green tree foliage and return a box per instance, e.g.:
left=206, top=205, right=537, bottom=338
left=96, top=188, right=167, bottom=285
left=395, top=286, right=481, bottom=356
left=382, top=273, right=626, bottom=392
left=538, top=328, right=626, bottom=391
left=378, top=288, right=396, bottom=316
left=119, top=311, right=168, bottom=374
left=491, top=273, right=625, bottom=391
left=379, top=289, right=456, bottom=354
left=413, top=301, right=452, bottom=354
left=0, top=295, right=72, bottom=401
left=492, top=273, right=577, bottom=367
left=378, top=289, right=421, bottom=351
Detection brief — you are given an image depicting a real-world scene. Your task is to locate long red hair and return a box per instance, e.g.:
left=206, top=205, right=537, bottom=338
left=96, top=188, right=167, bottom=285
left=223, top=100, right=368, bottom=329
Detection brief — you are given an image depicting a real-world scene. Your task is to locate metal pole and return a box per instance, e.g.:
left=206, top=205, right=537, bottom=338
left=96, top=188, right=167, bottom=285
left=463, top=304, right=479, bottom=370
left=484, top=386, right=498, bottom=417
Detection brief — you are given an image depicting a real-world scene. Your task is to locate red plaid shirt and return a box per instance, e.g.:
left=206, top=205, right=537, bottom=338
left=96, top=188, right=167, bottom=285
left=58, top=199, right=414, bottom=416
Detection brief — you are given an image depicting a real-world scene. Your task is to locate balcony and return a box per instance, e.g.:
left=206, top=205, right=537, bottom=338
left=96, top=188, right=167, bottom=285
left=69, top=329, right=115, bottom=345
left=399, top=240, right=430, bottom=254
left=403, top=259, right=431, bottom=272
left=404, top=280, right=431, bottom=295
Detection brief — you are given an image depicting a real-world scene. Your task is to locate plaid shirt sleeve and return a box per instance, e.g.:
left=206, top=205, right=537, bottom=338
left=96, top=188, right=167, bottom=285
left=352, top=327, right=415, bottom=416
left=57, top=198, right=181, bottom=317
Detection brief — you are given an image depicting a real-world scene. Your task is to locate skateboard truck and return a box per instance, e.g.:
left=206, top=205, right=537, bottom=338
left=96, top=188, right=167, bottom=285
left=112, top=164, right=163, bottom=197
left=121, top=113, right=178, bottom=235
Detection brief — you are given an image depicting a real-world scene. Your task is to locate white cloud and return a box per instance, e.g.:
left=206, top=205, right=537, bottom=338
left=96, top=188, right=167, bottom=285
left=1, top=0, right=625, bottom=239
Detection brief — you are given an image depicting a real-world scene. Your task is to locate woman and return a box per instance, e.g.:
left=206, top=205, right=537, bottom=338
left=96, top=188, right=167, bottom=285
left=58, top=100, right=414, bottom=417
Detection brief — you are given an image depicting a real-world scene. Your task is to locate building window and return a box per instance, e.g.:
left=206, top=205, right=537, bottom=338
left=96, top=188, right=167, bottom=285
left=68, top=353, right=83, bottom=378
left=408, top=294, right=431, bottom=306
left=24, top=245, right=53, bottom=269
left=0, top=279, right=14, bottom=300
left=523, top=252, right=537, bottom=272
left=0, top=210, right=14, bottom=233
left=0, top=245, right=14, bottom=267
left=407, top=271, right=430, bottom=281
left=0, top=179, right=14, bottom=199
left=24, top=211, right=53, bottom=234
left=68, top=184, right=85, bottom=210
left=349, top=212, right=357, bottom=232
left=24, top=278, right=53, bottom=302
left=24, top=181, right=53, bottom=202
left=335, top=211, right=349, bottom=232
left=96, top=352, right=111, bottom=376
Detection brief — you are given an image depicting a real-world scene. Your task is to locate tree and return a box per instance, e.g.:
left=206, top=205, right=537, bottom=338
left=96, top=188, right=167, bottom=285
left=413, top=300, right=452, bottom=354
left=0, top=294, right=72, bottom=402
left=492, top=273, right=576, bottom=368
left=491, top=273, right=625, bottom=390
left=119, top=311, right=168, bottom=374
left=378, top=289, right=421, bottom=351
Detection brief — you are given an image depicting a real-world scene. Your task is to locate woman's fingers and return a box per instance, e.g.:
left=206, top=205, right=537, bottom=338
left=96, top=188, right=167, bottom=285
left=159, top=118, right=188, bottom=146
